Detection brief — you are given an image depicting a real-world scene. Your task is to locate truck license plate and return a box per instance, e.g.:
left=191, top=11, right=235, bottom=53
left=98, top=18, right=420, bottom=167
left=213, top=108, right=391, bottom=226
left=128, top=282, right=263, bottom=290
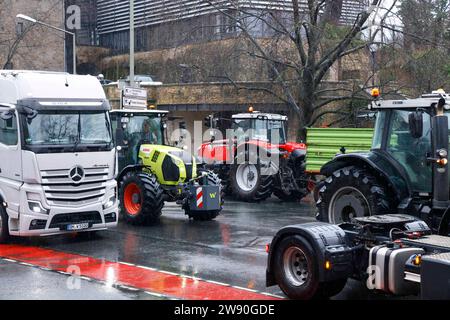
left=67, top=223, right=89, bottom=231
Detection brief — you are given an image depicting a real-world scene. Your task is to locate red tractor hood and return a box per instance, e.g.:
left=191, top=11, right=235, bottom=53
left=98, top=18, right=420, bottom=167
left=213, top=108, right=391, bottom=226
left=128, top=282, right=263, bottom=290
left=198, top=139, right=307, bottom=163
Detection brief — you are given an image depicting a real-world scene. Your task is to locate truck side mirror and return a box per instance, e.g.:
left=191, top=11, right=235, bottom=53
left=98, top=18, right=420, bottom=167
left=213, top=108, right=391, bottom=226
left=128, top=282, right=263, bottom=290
left=409, top=111, right=423, bottom=139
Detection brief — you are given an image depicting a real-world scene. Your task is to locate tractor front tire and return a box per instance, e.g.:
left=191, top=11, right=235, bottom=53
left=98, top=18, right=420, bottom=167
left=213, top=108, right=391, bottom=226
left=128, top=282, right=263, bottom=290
left=230, top=162, right=273, bottom=202
left=316, top=166, right=394, bottom=224
left=120, top=172, right=164, bottom=225
left=273, top=158, right=308, bottom=202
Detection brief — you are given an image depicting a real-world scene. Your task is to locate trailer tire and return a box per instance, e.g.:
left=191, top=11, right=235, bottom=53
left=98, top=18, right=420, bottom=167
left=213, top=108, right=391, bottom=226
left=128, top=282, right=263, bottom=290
left=274, top=235, right=346, bottom=300
left=0, top=204, right=10, bottom=244
left=186, top=170, right=223, bottom=221
left=316, top=166, right=393, bottom=224
left=120, top=172, right=164, bottom=225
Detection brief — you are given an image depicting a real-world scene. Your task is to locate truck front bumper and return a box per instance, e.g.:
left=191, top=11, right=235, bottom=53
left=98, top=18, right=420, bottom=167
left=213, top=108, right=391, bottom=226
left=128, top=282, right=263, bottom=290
left=9, top=182, right=119, bottom=237
left=14, top=203, right=118, bottom=237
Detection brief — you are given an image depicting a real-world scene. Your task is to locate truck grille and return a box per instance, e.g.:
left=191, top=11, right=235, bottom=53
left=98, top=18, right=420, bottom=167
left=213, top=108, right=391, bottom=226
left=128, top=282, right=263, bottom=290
left=41, top=167, right=109, bottom=206
left=49, top=211, right=102, bottom=229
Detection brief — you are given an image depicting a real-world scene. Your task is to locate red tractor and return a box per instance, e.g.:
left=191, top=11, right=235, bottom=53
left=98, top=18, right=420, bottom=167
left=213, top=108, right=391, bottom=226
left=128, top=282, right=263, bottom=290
left=198, top=111, right=308, bottom=202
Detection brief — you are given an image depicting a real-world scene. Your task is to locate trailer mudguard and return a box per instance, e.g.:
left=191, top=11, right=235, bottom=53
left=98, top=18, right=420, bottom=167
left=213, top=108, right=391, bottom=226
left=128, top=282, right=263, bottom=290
left=266, top=222, right=351, bottom=287
left=320, top=151, right=410, bottom=200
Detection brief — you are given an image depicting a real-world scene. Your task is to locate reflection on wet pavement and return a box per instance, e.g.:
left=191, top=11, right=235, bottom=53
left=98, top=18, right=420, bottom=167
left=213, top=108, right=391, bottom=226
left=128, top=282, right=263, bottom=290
left=0, top=195, right=395, bottom=299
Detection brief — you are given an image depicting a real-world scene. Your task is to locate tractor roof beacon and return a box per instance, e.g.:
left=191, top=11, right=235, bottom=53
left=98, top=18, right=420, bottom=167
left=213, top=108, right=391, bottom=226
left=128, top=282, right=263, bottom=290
left=316, top=91, right=450, bottom=235
left=266, top=91, right=450, bottom=300
left=110, top=105, right=223, bottom=224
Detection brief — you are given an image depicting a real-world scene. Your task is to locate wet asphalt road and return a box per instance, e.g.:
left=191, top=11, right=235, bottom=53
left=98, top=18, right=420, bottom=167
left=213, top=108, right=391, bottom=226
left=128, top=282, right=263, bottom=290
left=0, top=195, right=388, bottom=300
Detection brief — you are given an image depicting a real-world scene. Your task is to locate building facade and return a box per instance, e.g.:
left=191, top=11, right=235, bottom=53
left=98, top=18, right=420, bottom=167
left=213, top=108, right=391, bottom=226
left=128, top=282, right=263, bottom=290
left=0, top=0, right=65, bottom=71
left=97, top=0, right=369, bottom=54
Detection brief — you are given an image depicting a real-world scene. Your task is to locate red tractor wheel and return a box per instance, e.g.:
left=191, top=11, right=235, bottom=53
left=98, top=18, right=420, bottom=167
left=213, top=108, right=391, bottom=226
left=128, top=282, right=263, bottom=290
left=120, top=172, right=164, bottom=225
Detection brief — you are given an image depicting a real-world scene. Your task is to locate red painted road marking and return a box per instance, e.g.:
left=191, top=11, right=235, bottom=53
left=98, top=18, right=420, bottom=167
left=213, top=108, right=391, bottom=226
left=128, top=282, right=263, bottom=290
left=0, top=244, right=282, bottom=300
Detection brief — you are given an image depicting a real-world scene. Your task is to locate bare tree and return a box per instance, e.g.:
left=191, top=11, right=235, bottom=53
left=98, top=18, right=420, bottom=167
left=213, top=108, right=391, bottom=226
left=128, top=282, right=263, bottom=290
left=200, top=0, right=397, bottom=136
left=0, top=0, right=64, bottom=70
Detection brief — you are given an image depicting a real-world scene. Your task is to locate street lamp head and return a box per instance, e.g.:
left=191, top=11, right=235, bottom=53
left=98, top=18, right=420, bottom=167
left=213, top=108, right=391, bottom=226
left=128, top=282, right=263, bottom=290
left=16, top=14, right=37, bottom=23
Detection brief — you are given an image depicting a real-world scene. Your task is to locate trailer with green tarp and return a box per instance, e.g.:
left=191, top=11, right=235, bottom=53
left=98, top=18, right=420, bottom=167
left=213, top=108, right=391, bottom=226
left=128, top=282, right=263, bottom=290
left=305, top=127, right=374, bottom=174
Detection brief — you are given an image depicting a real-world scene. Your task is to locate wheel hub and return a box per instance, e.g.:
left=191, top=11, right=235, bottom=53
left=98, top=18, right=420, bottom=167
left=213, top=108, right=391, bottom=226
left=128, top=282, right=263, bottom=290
left=132, top=193, right=140, bottom=204
left=283, top=246, right=309, bottom=287
left=329, top=187, right=370, bottom=224
left=124, top=183, right=142, bottom=215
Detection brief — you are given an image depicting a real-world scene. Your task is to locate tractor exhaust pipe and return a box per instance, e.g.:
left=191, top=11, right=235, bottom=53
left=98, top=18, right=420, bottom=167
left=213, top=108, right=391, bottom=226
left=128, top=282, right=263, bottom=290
left=432, top=98, right=449, bottom=209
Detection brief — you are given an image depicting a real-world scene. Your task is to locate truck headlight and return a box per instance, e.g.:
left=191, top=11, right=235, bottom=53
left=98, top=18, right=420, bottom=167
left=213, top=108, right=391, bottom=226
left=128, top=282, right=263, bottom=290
left=28, top=201, right=49, bottom=215
left=103, top=195, right=116, bottom=210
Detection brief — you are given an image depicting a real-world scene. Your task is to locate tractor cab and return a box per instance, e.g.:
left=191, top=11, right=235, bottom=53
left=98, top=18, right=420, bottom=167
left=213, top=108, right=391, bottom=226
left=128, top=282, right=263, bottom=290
left=111, top=108, right=223, bottom=224
left=231, top=112, right=288, bottom=145
left=317, top=90, right=450, bottom=234
left=200, top=111, right=307, bottom=202
left=110, top=109, right=168, bottom=173
left=368, top=91, right=450, bottom=197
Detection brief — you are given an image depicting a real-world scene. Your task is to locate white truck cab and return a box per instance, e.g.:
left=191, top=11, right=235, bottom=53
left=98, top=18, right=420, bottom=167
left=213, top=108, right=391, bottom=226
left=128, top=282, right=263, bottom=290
left=0, top=70, right=118, bottom=241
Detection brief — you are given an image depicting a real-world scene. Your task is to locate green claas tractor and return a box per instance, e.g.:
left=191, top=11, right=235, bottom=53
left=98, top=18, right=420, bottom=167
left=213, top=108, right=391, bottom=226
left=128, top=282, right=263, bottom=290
left=110, top=109, right=223, bottom=224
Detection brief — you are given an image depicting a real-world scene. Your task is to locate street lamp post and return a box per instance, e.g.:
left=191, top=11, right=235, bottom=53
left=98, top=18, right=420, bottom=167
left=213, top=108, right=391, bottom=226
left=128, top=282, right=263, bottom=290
left=129, top=0, right=135, bottom=87
left=16, top=14, right=77, bottom=74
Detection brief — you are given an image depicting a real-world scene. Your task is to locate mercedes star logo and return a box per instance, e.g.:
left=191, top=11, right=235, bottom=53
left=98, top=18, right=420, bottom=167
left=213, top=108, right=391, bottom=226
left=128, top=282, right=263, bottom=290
left=69, top=166, right=85, bottom=183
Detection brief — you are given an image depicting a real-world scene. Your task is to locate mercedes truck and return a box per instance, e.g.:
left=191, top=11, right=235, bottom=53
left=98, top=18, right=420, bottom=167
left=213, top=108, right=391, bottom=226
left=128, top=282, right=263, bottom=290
left=0, top=70, right=118, bottom=242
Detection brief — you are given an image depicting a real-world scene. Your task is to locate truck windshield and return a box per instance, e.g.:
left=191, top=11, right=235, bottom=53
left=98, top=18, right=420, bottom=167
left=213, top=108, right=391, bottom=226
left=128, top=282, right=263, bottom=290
left=232, top=118, right=287, bottom=144
left=23, top=111, right=112, bottom=149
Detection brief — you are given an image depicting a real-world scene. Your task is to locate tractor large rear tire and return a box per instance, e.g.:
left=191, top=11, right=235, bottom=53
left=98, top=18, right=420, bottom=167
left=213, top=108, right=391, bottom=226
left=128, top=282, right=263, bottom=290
left=316, top=166, right=394, bottom=224
left=230, top=162, right=273, bottom=202
left=186, top=170, right=223, bottom=221
left=0, top=204, right=10, bottom=244
left=120, top=172, right=164, bottom=225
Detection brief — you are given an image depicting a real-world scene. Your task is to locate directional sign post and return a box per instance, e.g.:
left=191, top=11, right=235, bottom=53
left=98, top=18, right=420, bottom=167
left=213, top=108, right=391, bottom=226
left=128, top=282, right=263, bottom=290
left=121, top=86, right=148, bottom=110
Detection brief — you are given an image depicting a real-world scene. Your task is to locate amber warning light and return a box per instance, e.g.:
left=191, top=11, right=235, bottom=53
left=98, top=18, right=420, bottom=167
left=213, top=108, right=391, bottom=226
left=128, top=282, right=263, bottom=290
left=371, top=88, right=380, bottom=98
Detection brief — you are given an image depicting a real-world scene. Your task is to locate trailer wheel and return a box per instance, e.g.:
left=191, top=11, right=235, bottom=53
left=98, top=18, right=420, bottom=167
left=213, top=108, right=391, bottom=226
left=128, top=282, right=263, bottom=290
left=0, top=204, right=10, bottom=244
left=274, top=235, right=344, bottom=300
left=230, top=162, right=273, bottom=202
left=120, top=172, right=164, bottom=225
left=316, top=166, right=393, bottom=224
left=186, top=170, right=223, bottom=221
